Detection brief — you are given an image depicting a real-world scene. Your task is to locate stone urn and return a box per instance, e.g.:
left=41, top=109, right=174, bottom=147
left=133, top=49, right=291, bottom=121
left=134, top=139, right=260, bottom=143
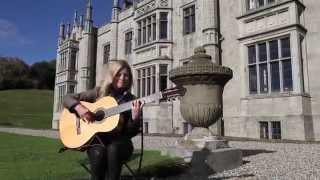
left=166, top=48, right=242, bottom=174
left=169, top=47, right=233, bottom=147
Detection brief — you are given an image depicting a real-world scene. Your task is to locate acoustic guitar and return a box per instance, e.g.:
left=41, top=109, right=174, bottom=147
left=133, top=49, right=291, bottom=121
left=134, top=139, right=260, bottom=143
left=59, top=86, right=185, bottom=149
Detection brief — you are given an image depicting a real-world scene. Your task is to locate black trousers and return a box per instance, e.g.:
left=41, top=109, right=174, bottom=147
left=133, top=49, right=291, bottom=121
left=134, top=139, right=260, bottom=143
left=87, top=137, right=134, bottom=180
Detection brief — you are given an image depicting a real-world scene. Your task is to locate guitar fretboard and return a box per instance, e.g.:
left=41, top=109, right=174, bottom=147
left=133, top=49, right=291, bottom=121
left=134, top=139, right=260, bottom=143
left=102, top=93, right=162, bottom=117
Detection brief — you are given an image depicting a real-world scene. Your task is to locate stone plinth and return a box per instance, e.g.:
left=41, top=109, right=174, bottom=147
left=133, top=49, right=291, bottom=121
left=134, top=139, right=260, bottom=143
left=162, top=135, right=242, bottom=174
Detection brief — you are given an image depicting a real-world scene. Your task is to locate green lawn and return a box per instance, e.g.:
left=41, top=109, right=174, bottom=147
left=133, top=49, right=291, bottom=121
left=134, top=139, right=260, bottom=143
left=0, top=132, right=187, bottom=180
left=0, top=89, right=53, bottom=129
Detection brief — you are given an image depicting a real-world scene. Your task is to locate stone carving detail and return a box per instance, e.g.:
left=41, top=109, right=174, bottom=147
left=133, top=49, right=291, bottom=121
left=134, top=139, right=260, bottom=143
left=136, top=47, right=157, bottom=62
left=159, top=0, right=168, bottom=7
left=245, top=10, right=289, bottom=34
left=136, top=0, right=156, bottom=17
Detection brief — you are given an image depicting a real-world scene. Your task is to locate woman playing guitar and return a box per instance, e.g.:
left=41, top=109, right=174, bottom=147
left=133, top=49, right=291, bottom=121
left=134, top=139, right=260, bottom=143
left=63, top=60, right=144, bottom=180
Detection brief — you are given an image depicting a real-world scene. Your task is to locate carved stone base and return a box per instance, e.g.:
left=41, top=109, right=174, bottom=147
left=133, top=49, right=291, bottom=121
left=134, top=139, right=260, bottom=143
left=161, top=128, right=242, bottom=173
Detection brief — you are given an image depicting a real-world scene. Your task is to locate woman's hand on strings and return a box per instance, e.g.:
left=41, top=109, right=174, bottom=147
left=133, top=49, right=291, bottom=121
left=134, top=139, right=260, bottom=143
left=75, top=104, right=95, bottom=123
left=132, top=100, right=144, bottom=121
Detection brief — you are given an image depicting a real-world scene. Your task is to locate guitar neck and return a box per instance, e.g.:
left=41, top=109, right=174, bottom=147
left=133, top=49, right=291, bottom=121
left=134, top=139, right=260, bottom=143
left=103, top=93, right=162, bottom=117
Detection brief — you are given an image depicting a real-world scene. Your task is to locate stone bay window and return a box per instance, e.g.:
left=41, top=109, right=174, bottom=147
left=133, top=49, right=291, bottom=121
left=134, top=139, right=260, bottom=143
left=136, top=64, right=168, bottom=98
left=137, top=14, right=156, bottom=46
left=136, top=12, right=168, bottom=47
left=248, top=37, right=293, bottom=94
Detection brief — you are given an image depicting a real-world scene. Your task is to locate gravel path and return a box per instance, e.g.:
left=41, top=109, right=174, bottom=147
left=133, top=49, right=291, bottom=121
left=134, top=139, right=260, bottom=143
left=1, top=127, right=320, bottom=179
left=210, top=141, right=320, bottom=179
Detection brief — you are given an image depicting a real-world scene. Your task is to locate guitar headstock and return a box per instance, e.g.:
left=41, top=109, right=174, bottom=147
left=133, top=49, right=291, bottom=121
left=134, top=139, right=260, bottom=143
left=161, top=86, right=186, bottom=101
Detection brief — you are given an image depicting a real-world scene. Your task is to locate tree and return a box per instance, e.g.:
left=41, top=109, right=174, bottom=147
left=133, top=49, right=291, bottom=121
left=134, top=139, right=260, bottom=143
left=29, top=59, right=56, bottom=89
left=0, top=57, right=56, bottom=90
left=0, top=57, right=33, bottom=90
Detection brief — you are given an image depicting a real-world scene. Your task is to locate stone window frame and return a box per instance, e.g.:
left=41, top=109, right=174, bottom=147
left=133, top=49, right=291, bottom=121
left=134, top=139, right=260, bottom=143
left=144, top=122, right=149, bottom=134
left=70, top=50, right=77, bottom=70
left=134, top=61, right=171, bottom=100
left=182, top=4, right=196, bottom=35
left=136, top=65, right=156, bottom=98
left=125, top=31, right=133, bottom=55
left=242, top=28, right=307, bottom=98
left=271, top=121, right=281, bottom=139
left=159, top=12, right=168, bottom=40
left=247, top=36, right=293, bottom=94
left=103, top=43, right=111, bottom=64
left=259, top=121, right=281, bottom=139
left=137, top=13, right=157, bottom=47
left=259, top=121, right=269, bottom=139
left=136, top=10, right=170, bottom=48
left=57, top=84, right=66, bottom=111
left=59, top=50, right=68, bottom=72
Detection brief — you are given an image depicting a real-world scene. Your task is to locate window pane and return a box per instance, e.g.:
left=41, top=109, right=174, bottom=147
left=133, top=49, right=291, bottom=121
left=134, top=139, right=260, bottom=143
left=152, top=66, right=156, bottom=93
left=152, top=76, right=156, bottom=93
left=142, top=69, right=146, bottom=76
left=159, top=65, right=168, bottom=91
left=138, top=22, right=141, bottom=45
left=267, top=0, right=275, bottom=4
left=147, top=77, right=151, bottom=95
left=271, top=121, right=281, bottom=139
left=103, top=44, right=110, bottom=64
left=281, top=37, right=291, bottom=58
left=152, top=66, right=155, bottom=75
left=191, top=14, right=195, bottom=32
left=269, top=40, right=278, bottom=60
left=152, top=16, right=156, bottom=41
left=143, top=21, right=146, bottom=44
left=191, top=5, right=195, bottom=14
left=184, top=16, right=189, bottom=34
left=248, top=45, right=256, bottom=64
left=137, top=79, right=141, bottom=97
left=258, top=43, right=267, bottom=62
left=257, top=0, right=264, bottom=7
left=248, top=0, right=256, bottom=10
left=160, top=76, right=167, bottom=91
left=271, top=62, right=280, bottom=92
left=260, top=121, right=269, bottom=139
left=142, top=77, right=145, bottom=97
left=183, top=5, right=195, bottom=34
left=160, top=64, right=168, bottom=74
left=259, top=63, right=268, bottom=93
left=160, top=12, right=168, bottom=39
left=147, top=21, right=152, bottom=42
left=125, top=31, right=132, bottom=54
left=249, top=65, right=257, bottom=94
left=147, top=68, right=150, bottom=76
left=282, top=59, right=293, bottom=91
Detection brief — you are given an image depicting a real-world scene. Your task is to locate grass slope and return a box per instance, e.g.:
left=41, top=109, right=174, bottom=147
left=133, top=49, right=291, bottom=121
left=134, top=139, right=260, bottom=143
left=0, top=89, right=53, bottom=129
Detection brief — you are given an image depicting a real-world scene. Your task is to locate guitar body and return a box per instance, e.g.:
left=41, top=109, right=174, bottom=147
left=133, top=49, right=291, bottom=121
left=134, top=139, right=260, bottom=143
left=59, top=96, right=120, bottom=149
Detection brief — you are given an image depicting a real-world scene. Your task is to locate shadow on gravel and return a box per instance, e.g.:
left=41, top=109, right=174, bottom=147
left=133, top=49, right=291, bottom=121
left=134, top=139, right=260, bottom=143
left=209, top=173, right=255, bottom=180
left=241, top=149, right=275, bottom=157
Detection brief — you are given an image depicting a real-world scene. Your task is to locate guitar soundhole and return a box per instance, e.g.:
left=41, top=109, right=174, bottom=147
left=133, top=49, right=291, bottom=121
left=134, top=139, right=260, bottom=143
left=94, top=110, right=105, bottom=121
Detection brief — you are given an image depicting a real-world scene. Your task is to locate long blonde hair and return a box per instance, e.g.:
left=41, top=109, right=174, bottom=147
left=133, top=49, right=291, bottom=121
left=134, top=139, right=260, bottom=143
left=98, top=60, right=133, bottom=98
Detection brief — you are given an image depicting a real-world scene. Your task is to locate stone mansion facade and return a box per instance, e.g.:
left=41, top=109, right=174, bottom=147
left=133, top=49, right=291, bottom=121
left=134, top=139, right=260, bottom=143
left=52, top=0, right=320, bottom=141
